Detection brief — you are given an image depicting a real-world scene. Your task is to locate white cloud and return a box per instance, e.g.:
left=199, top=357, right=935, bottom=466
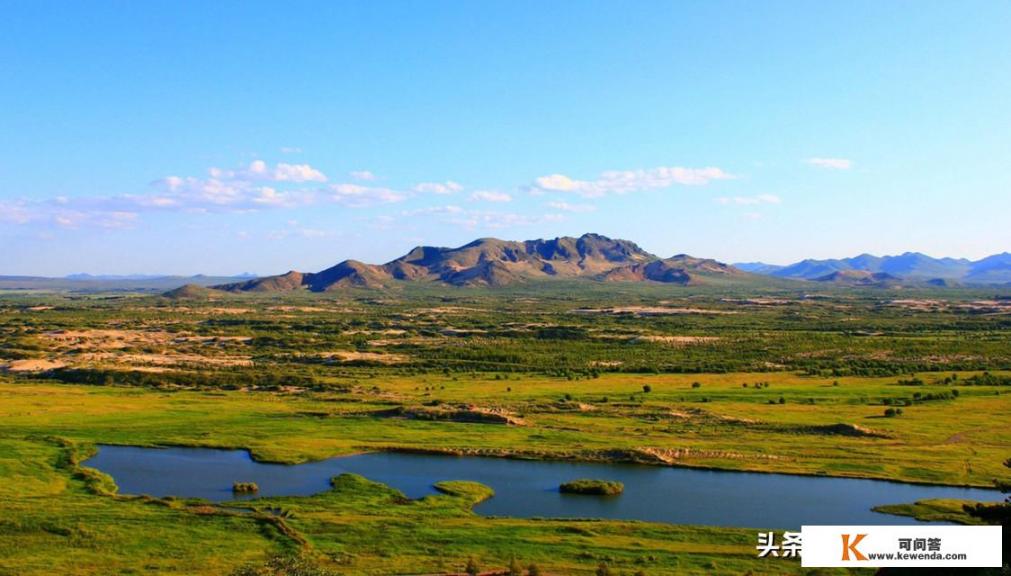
left=534, top=174, right=581, bottom=193
left=717, top=194, right=781, bottom=206
left=414, top=181, right=463, bottom=194
left=806, top=157, right=852, bottom=170
left=470, top=190, right=512, bottom=203
left=329, top=183, right=407, bottom=206
left=547, top=201, right=596, bottom=213
left=272, top=163, right=327, bottom=183
left=532, top=166, right=735, bottom=198
left=54, top=209, right=139, bottom=229
left=265, top=220, right=337, bottom=241
left=350, top=170, right=377, bottom=181
left=205, top=160, right=327, bottom=183
left=397, top=205, right=563, bottom=231
left=0, top=201, right=32, bottom=224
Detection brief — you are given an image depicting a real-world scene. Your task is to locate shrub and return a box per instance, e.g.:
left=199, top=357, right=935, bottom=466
left=559, top=479, right=624, bottom=496
left=884, top=408, right=897, bottom=417
left=642, top=384, right=652, bottom=393
left=465, top=557, right=480, bottom=576
left=691, top=382, right=701, bottom=388
left=232, top=481, right=259, bottom=493
left=230, top=555, right=340, bottom=576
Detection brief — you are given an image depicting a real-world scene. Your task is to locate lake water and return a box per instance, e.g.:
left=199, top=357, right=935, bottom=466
left=85, top=445, right=1001, bottom=528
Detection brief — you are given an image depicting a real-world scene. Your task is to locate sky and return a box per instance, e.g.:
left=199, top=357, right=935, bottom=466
left=1, top=1, right=1010, bottom=276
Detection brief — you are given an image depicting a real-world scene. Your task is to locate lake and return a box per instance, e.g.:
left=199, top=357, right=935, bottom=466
left=85, top=445, right=1001, bottom=528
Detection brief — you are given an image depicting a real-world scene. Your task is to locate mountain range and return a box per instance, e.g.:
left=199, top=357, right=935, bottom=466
left=212, top=233, right=751, bottom=292
left=735, top=252, right=1011, bottom=285
left=4, top=236, right=1009, bottom=293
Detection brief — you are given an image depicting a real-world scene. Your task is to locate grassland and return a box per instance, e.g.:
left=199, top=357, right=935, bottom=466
left=0, top=285, right=1008, bottom=574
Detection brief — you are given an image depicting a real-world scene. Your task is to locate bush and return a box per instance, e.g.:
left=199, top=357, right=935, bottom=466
left=642, top=384, right=652, bottom=393
left=559, top=479, right=624, bottom=496
left=884, top=408, right=897, bottom=417
left=230, top=555, right=340, bottom=576
left=232, top=481, right=259, bottom=493
left=465, top=557, right=480, bottom=576
left=691, top=382, right=701, bottom=388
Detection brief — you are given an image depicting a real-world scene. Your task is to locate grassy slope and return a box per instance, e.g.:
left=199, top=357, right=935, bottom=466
left=1, top=374, right=1004, bottom=574
left=2, top=372, right=1008, bottom=485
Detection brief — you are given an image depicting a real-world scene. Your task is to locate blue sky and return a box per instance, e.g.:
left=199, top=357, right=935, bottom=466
left=1, top=1, right=1009, bottom=276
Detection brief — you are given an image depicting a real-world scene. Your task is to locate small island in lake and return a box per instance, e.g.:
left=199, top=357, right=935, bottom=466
left=559, top=479, right=624, bottom=496
left=232, top=481, right=259, bottom=494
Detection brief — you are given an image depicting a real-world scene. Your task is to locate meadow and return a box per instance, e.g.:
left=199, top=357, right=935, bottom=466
left=0, top=284, right=1008, bottom=575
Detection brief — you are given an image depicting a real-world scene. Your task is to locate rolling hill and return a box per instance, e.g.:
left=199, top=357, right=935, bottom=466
left=213, top=233, right=762, bottom=292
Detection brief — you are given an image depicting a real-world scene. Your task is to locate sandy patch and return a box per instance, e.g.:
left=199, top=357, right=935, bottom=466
left=343, top=329, right=408, bottom=336
left=42, top=329, right=252, bottom=350
left=635, top=335, right=720, bottom=346
left=43, top=329, right=177, bottom=349
left=268, top=306, right=338, bottom=313
left=322, top=351, right=409, bottom=364
left=572, top=306, right=737, bottom=316
left=78, top=352, right=253, bottom=368
left=2, top=359, right=66, bottom=372
left=421, top=306, right=484, bottom=315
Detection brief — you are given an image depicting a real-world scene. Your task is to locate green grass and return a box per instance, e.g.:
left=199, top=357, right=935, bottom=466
left=872, top=498, right=987, bottom=525
left=0, top=289, right=1007, bottom=574
left=0, top=436, right=868, bottom=575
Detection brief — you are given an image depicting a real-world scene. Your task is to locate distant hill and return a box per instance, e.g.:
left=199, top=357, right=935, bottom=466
left=812, top=270, right=902, bottom=287
left=601, top=255, right=747, bottom=285
left=733, top=262, right=785, bottom=275
left=162, top=283, right=221, bottom=299
left=213, top=233, right=764, bottom=292
left=964, top=253, right=1011, bottom=284
left=742, top=251, right=1011, bottom=285
left=0, top=274, right=254, bottom=292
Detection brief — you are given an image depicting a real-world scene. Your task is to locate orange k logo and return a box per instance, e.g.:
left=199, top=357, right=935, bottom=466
left=841, top=533, right=868, bottom=561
